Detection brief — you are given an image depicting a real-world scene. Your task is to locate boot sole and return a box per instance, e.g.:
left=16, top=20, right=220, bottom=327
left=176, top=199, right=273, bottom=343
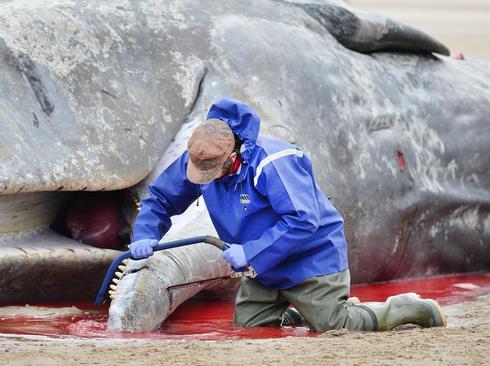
left=425, top=299, right=448, bottom=327
left=406, top=293, right=447, bottom=328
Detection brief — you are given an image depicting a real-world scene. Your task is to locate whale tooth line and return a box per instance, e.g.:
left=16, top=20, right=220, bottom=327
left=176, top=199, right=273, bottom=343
left=107, top=264, right=131, bottom=302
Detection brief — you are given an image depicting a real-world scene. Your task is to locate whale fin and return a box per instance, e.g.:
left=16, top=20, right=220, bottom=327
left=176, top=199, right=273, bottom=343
left=299, top=3, right=450, bottom=56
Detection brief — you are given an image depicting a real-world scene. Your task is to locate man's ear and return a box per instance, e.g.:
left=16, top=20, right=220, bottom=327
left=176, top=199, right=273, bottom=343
left=224, top=152, right=237, bottom=171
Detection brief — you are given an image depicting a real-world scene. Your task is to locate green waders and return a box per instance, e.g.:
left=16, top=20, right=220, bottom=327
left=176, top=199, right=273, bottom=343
left=233, top=269, right=447, bottom=332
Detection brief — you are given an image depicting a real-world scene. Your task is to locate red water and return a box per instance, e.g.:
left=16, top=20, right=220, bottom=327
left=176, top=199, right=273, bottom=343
left=1, top=272, right=489, bottom=340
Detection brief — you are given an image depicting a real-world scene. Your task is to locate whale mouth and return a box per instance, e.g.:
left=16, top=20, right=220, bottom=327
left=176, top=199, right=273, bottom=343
left=0, top=189, right=135, bottom=243
left=51, top=190, right=136, bottom=251
left=0, top=189, right=136, bottom=305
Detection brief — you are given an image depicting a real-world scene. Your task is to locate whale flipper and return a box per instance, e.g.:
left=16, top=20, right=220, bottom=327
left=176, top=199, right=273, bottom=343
left=300, top=3, right=450, bottom=56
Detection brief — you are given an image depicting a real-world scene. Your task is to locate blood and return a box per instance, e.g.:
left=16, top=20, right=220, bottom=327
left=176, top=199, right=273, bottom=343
left=452, top=52, right=465, bottom=60
left=350, top=272, right=490, bottom=305
left=397, top=150, right=405, bottom=172
left=0, top=272, right=489, bottom=340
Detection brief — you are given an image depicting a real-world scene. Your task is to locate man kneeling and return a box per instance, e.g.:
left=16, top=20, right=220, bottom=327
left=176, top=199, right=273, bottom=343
left=130, top=98, right=447, bottom=332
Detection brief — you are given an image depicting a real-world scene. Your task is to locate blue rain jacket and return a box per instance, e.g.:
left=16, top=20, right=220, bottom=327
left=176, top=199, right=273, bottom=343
left=133, top=98, right=348, bottom=289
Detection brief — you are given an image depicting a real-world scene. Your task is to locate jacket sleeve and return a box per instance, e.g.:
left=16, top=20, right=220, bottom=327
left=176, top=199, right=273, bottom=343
left=132, top=152, right=200, bottom=242
left=242, top=150, right=321, bottom=275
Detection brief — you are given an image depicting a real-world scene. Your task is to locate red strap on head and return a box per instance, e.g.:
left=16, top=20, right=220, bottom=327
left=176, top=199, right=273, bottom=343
left=227, top=154, right=242, bottom=175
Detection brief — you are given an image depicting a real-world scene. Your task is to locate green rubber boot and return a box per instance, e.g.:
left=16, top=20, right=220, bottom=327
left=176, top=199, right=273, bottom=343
left=361, top=293, right=447, bottom=331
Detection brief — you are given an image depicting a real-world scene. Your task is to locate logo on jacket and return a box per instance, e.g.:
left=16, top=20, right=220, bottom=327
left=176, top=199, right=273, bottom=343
left=240, top=194, right=250, bottom=204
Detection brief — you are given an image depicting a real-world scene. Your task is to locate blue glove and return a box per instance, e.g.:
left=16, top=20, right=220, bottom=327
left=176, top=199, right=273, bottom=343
left=222, top=244, right=248, bottom=271
left=130, top=239, right=158, bottom=259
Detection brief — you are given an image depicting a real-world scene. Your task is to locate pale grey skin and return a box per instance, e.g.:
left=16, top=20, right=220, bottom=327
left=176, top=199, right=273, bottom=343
left=0, top=0, right=489, bottom=331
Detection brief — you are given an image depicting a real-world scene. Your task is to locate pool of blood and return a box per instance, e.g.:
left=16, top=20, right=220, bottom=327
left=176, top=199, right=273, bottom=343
left=0, top=272, right=489, bottom=340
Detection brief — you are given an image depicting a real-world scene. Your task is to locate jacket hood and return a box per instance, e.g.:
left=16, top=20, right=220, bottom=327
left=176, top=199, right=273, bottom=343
left=206, top=98, right=260, bottom=162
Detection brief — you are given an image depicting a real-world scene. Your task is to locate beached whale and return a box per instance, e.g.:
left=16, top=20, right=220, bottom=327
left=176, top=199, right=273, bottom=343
left=0, top=0, right=489, bottom=330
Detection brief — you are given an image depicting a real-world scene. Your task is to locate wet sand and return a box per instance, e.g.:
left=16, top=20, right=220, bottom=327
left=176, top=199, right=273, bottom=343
left=350, top=0, right=490, bottom=60
left=0, top=294, right=488, bottom=366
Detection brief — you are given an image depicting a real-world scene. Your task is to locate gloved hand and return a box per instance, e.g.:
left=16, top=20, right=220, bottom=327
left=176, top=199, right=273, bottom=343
left=222, top=244, right=248, bottom=271
left=130, top=239, right=158, bottom=259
